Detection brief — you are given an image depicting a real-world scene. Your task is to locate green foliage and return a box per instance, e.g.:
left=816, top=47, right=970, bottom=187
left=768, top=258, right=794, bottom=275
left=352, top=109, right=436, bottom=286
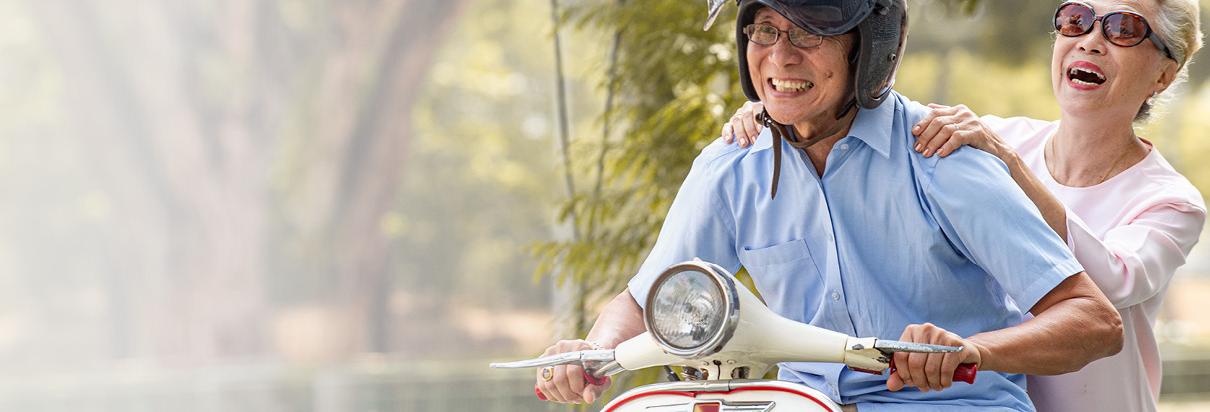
left=532, top=1, right=747, bottom=327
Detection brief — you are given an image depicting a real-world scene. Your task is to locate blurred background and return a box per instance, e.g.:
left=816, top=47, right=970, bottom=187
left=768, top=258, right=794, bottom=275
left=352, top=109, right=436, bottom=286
left=1, top=0, right=1208, bottom=410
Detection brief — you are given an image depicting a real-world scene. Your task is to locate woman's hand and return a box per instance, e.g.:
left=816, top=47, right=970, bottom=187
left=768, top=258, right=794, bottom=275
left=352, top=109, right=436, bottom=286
left=721, top=101, right=765, bottom=148
left=534, top=339, right=612, bottom=404
left=912, top=104, right=1009, bottom=159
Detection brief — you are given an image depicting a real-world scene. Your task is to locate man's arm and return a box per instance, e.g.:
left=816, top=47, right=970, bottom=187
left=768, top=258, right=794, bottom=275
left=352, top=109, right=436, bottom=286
left=888, top=273, right=1123, bottom=392
left=971, top=272, right=1123, bottom=374
left=586, top=289, right=647, bottom=348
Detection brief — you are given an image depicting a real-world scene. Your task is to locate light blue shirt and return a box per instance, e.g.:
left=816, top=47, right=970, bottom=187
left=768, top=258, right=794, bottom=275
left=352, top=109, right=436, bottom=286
left=627, top=92, right=1083, bottom=412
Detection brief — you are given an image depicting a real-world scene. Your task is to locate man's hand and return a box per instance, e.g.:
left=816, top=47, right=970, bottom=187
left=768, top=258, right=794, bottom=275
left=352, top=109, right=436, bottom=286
left=534, top=339, right=612, bottom=404
left=886, top=323, right=983, bottom=392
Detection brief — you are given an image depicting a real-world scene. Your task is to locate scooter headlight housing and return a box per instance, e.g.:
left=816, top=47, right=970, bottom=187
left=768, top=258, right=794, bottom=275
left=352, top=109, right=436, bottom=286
left=644, top=261, right=740, bottom=359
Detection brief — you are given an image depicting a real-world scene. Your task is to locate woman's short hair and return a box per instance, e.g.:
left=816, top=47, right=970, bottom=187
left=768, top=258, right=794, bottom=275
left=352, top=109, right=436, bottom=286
left=1137, top=0, right=1203, bottom=121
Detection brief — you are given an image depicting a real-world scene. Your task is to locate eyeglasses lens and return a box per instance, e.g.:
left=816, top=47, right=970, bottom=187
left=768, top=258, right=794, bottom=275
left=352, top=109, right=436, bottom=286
left=787, top=29, right=820, bottom=48
left=1055, top=3, right=1094, bottom=36
left=749, top=24, right=779, bottom=45
left=1103, top=13, right=1148, bottom=46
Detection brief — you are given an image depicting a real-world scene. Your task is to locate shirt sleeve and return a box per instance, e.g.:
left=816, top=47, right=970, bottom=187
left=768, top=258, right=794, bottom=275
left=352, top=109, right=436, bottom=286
left=626, top=150, right=740, bottom=308
left=921, top=149, right=1086, bottom=312
left=1065, top=201, right=1206, bottom=309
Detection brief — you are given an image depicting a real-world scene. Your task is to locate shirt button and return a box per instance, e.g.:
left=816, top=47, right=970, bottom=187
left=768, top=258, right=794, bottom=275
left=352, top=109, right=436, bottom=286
left=840, top=144, right=849, bottom=151
left=831, top=291, right=841, bottom=301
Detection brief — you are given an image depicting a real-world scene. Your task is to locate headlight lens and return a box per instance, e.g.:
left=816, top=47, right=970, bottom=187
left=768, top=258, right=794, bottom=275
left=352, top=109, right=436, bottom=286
left=645, top=262, right=738, bottom=358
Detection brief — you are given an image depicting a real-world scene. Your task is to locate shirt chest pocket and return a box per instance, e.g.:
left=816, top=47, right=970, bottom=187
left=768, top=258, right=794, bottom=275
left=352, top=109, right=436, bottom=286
left=738, top=239, right=825, bottom=319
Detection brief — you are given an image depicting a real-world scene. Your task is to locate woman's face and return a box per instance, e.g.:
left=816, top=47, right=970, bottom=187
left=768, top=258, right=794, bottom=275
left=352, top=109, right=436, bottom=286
left=1051, top=0, right=1177, bottom=119
left=748, top=7, right=856, bottom=129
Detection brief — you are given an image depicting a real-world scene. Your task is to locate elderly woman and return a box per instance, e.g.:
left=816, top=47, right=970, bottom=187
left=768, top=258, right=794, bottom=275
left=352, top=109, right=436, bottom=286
left=723, top=1, right=1205, bottom=410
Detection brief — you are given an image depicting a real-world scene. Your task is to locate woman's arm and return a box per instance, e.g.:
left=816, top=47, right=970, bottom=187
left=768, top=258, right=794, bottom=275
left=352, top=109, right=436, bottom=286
left=1065, top=203, right=1205, bottom=308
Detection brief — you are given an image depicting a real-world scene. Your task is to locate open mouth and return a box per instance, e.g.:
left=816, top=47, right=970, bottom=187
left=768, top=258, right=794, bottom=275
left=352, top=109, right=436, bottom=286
left=1067, top=66, right=1106, bottom=87
left=769, top=78, right=814, bottom=93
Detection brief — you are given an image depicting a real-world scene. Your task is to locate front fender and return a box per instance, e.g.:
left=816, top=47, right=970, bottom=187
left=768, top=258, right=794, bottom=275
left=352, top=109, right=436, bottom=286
left=600, top=379, right=842, bottom=412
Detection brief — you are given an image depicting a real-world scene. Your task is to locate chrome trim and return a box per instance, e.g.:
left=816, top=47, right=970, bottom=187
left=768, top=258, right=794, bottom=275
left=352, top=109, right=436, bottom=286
left=620, top=380, right=739, bottom=393
left=644, top=260, right=741, bottom=359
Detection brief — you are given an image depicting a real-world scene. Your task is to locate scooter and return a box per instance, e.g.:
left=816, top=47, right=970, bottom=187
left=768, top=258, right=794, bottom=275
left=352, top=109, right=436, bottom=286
left=491, top=260, right=977, bottom=411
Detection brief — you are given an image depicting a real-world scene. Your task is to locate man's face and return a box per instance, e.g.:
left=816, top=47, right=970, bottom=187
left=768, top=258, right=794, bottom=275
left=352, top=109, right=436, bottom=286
left=747, top=7, right=856, bottom=127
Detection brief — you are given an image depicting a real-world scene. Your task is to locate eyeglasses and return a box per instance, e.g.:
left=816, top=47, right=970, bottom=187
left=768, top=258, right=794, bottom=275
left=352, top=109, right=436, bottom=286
left=743, top=23, right=824, bottom=49
left=1053, top=2, right=1175, bottom=60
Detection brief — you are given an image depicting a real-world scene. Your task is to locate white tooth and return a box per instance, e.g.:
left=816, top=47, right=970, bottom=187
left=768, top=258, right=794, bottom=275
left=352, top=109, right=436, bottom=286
left=775, top=79, right=803, bottom=91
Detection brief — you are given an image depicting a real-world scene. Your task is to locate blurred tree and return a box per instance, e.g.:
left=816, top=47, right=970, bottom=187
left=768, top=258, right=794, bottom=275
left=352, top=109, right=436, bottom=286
left=21, top=0, right=466, bottom=361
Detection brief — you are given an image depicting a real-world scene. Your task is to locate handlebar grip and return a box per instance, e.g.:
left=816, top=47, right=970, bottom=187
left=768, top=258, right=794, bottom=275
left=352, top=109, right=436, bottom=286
left=952, top=363, right=978, bottom=384
left=887, top=359, right=978, bottom=385
left=533, top=371, right=610, bottom=402
left=583, top=370, right=609, bottom=386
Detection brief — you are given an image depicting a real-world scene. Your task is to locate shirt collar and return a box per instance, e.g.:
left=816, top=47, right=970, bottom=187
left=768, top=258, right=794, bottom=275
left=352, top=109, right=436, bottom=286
left=749, top=96, right=898, bottom=158
left=846, top=96, right=897, bottom=159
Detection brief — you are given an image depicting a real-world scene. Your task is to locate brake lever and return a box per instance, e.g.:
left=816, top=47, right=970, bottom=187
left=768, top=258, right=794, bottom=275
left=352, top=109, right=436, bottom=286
left=490, top=349, right=616, bottom=369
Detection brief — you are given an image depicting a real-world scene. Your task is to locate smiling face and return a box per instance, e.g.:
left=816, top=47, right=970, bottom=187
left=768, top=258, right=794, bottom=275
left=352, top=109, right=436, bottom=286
left=748, top=7, right=856, bottom=133
left=1051, top=0, right=1178, bottom=120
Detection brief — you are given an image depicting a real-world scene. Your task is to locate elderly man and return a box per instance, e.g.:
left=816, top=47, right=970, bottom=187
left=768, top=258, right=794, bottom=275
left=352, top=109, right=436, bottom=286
left=533, top=0, right=1123, bottom=410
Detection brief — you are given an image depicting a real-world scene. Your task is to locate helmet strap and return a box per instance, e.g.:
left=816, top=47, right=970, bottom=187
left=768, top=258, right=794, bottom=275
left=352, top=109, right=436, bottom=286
left=834, top=98, right=857, bottom=120
left=837, top=29, right=860, bottom=120
left=759, top=108, right=842, bottom=199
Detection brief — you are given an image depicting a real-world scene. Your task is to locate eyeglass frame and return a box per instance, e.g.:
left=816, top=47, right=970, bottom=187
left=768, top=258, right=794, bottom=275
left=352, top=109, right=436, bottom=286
left=1053, top=1, right=1175, bottom=61
left=743, top=23, right=825, bottom=49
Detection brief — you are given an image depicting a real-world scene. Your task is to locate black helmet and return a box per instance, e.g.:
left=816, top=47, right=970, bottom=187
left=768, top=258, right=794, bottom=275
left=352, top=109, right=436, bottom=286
left=709, top=0, right=908, bottom=110
left=705, top=0, right=907, bottom=198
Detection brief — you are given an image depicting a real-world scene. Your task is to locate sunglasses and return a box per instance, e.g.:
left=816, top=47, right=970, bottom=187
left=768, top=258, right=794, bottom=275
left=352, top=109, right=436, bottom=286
left=744, top=23, right=824, bottom=49
left=1054, top=2, right=1175, bottom=60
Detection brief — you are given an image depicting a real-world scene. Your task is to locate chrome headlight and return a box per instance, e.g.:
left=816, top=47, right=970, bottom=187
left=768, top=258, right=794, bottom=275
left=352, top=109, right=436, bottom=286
left=643, top=261, right=740, bottom=359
